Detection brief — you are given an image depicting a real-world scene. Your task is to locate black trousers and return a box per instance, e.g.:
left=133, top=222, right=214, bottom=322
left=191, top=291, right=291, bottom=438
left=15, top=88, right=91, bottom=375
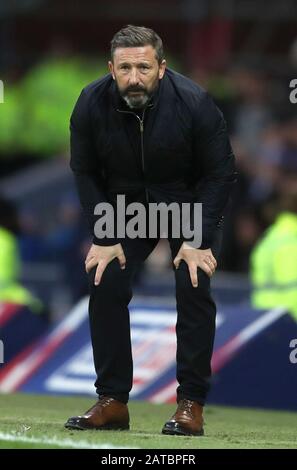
left=88, top=230, right=222, bottom=406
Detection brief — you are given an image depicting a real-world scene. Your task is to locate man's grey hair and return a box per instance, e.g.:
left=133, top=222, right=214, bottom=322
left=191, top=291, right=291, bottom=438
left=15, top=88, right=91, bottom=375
left=111, top=25, right=164, bottom=64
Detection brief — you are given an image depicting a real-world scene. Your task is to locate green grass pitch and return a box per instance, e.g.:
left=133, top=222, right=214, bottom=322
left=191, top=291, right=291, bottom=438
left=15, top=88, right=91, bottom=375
left=0, top=393, right=296, bottom=449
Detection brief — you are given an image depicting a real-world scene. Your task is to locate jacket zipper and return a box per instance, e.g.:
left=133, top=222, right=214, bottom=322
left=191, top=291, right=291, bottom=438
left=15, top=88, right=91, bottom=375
left=117, top=107, right=149, bottom=202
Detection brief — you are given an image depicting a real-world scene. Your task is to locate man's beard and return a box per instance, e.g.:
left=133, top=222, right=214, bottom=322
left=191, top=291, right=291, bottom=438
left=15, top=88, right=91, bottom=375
left=123, top=88, right=150, bottom=109
left=117, top=79, right=159, bottom=109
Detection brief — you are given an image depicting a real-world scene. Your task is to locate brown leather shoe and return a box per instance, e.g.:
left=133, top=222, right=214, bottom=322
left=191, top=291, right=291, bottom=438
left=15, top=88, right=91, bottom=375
left=162, top=399, right=204, bottom=436
left=64, top=396, right=130, bottom=431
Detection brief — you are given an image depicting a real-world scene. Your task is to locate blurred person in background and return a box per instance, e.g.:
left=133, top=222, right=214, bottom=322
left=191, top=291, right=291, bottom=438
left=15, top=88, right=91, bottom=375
left=65, top=25, right=236, bottom=436
left=17, top=194, right=90, bottom=306
left=0, top=37, right=102, bottom=161
left=0, top=196, right=43, bottom=313
left=250, top=186, right=297, bottom=320
left=230, top=62, right=273, bottom=159
left=220, top=57, right=297, bottom=272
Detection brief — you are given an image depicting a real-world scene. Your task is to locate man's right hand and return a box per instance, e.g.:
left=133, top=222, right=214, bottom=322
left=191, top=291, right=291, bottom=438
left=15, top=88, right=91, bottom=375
left=85, top=243, right=126, bottom=285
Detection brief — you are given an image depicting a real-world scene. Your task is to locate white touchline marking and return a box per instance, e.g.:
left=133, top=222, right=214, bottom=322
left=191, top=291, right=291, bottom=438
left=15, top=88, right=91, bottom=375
left=0, top=430, right=200, bottom=448
left=0, top=432, right=136, bottom=449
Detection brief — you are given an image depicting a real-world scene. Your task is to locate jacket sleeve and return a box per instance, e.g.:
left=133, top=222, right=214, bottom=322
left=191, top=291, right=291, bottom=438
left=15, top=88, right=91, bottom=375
left=190, top=91, right=237, bottom=249
left=70, top=89, right=119, bottom=246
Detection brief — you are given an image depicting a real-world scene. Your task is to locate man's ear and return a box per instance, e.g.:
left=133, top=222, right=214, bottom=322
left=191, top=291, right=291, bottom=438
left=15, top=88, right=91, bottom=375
left=108, top=61, right=115, bottom=80
left=159, top=59, right=166, bottom=79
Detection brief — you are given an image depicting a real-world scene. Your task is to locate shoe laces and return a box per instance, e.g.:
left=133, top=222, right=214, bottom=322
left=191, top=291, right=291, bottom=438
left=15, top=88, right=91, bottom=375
left=84, top=396, right=113, bottom=415
left=177, top=399, right=194, bottom=417
left=97, top=396, right=114, bottom=408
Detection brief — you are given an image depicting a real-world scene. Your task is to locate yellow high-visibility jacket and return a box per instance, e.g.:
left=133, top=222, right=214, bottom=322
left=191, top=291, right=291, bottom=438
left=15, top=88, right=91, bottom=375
left=0, top=226, right=42, bottom=311
left=250, top=212, right=297, bottom=320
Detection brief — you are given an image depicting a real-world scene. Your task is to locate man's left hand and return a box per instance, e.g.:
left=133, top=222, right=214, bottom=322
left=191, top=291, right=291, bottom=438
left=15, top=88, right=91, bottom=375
left=173, top=242, right=217, bottom=288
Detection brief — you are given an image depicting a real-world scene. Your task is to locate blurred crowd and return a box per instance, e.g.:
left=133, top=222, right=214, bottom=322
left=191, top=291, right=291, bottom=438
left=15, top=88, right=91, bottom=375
left=196, top=51, right=297, bottom=272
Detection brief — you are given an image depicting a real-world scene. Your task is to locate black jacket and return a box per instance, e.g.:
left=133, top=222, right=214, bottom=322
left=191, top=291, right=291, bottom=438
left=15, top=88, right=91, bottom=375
left=70, top=68, right=236, bottom=248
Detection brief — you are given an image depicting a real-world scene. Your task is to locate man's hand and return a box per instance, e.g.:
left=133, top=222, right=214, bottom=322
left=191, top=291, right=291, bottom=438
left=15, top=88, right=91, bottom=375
left=173, top=242, right=217, bottom=288
left=85, top=243, right=126, bottom=285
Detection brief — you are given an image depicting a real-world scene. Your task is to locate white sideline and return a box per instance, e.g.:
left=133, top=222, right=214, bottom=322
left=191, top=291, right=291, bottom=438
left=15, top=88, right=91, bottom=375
left=0, top=431, right=134, bottom=449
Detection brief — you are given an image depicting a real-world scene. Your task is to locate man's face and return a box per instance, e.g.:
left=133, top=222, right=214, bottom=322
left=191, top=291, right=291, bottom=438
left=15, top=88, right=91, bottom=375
left=109, top=45, right=166, bottom=109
